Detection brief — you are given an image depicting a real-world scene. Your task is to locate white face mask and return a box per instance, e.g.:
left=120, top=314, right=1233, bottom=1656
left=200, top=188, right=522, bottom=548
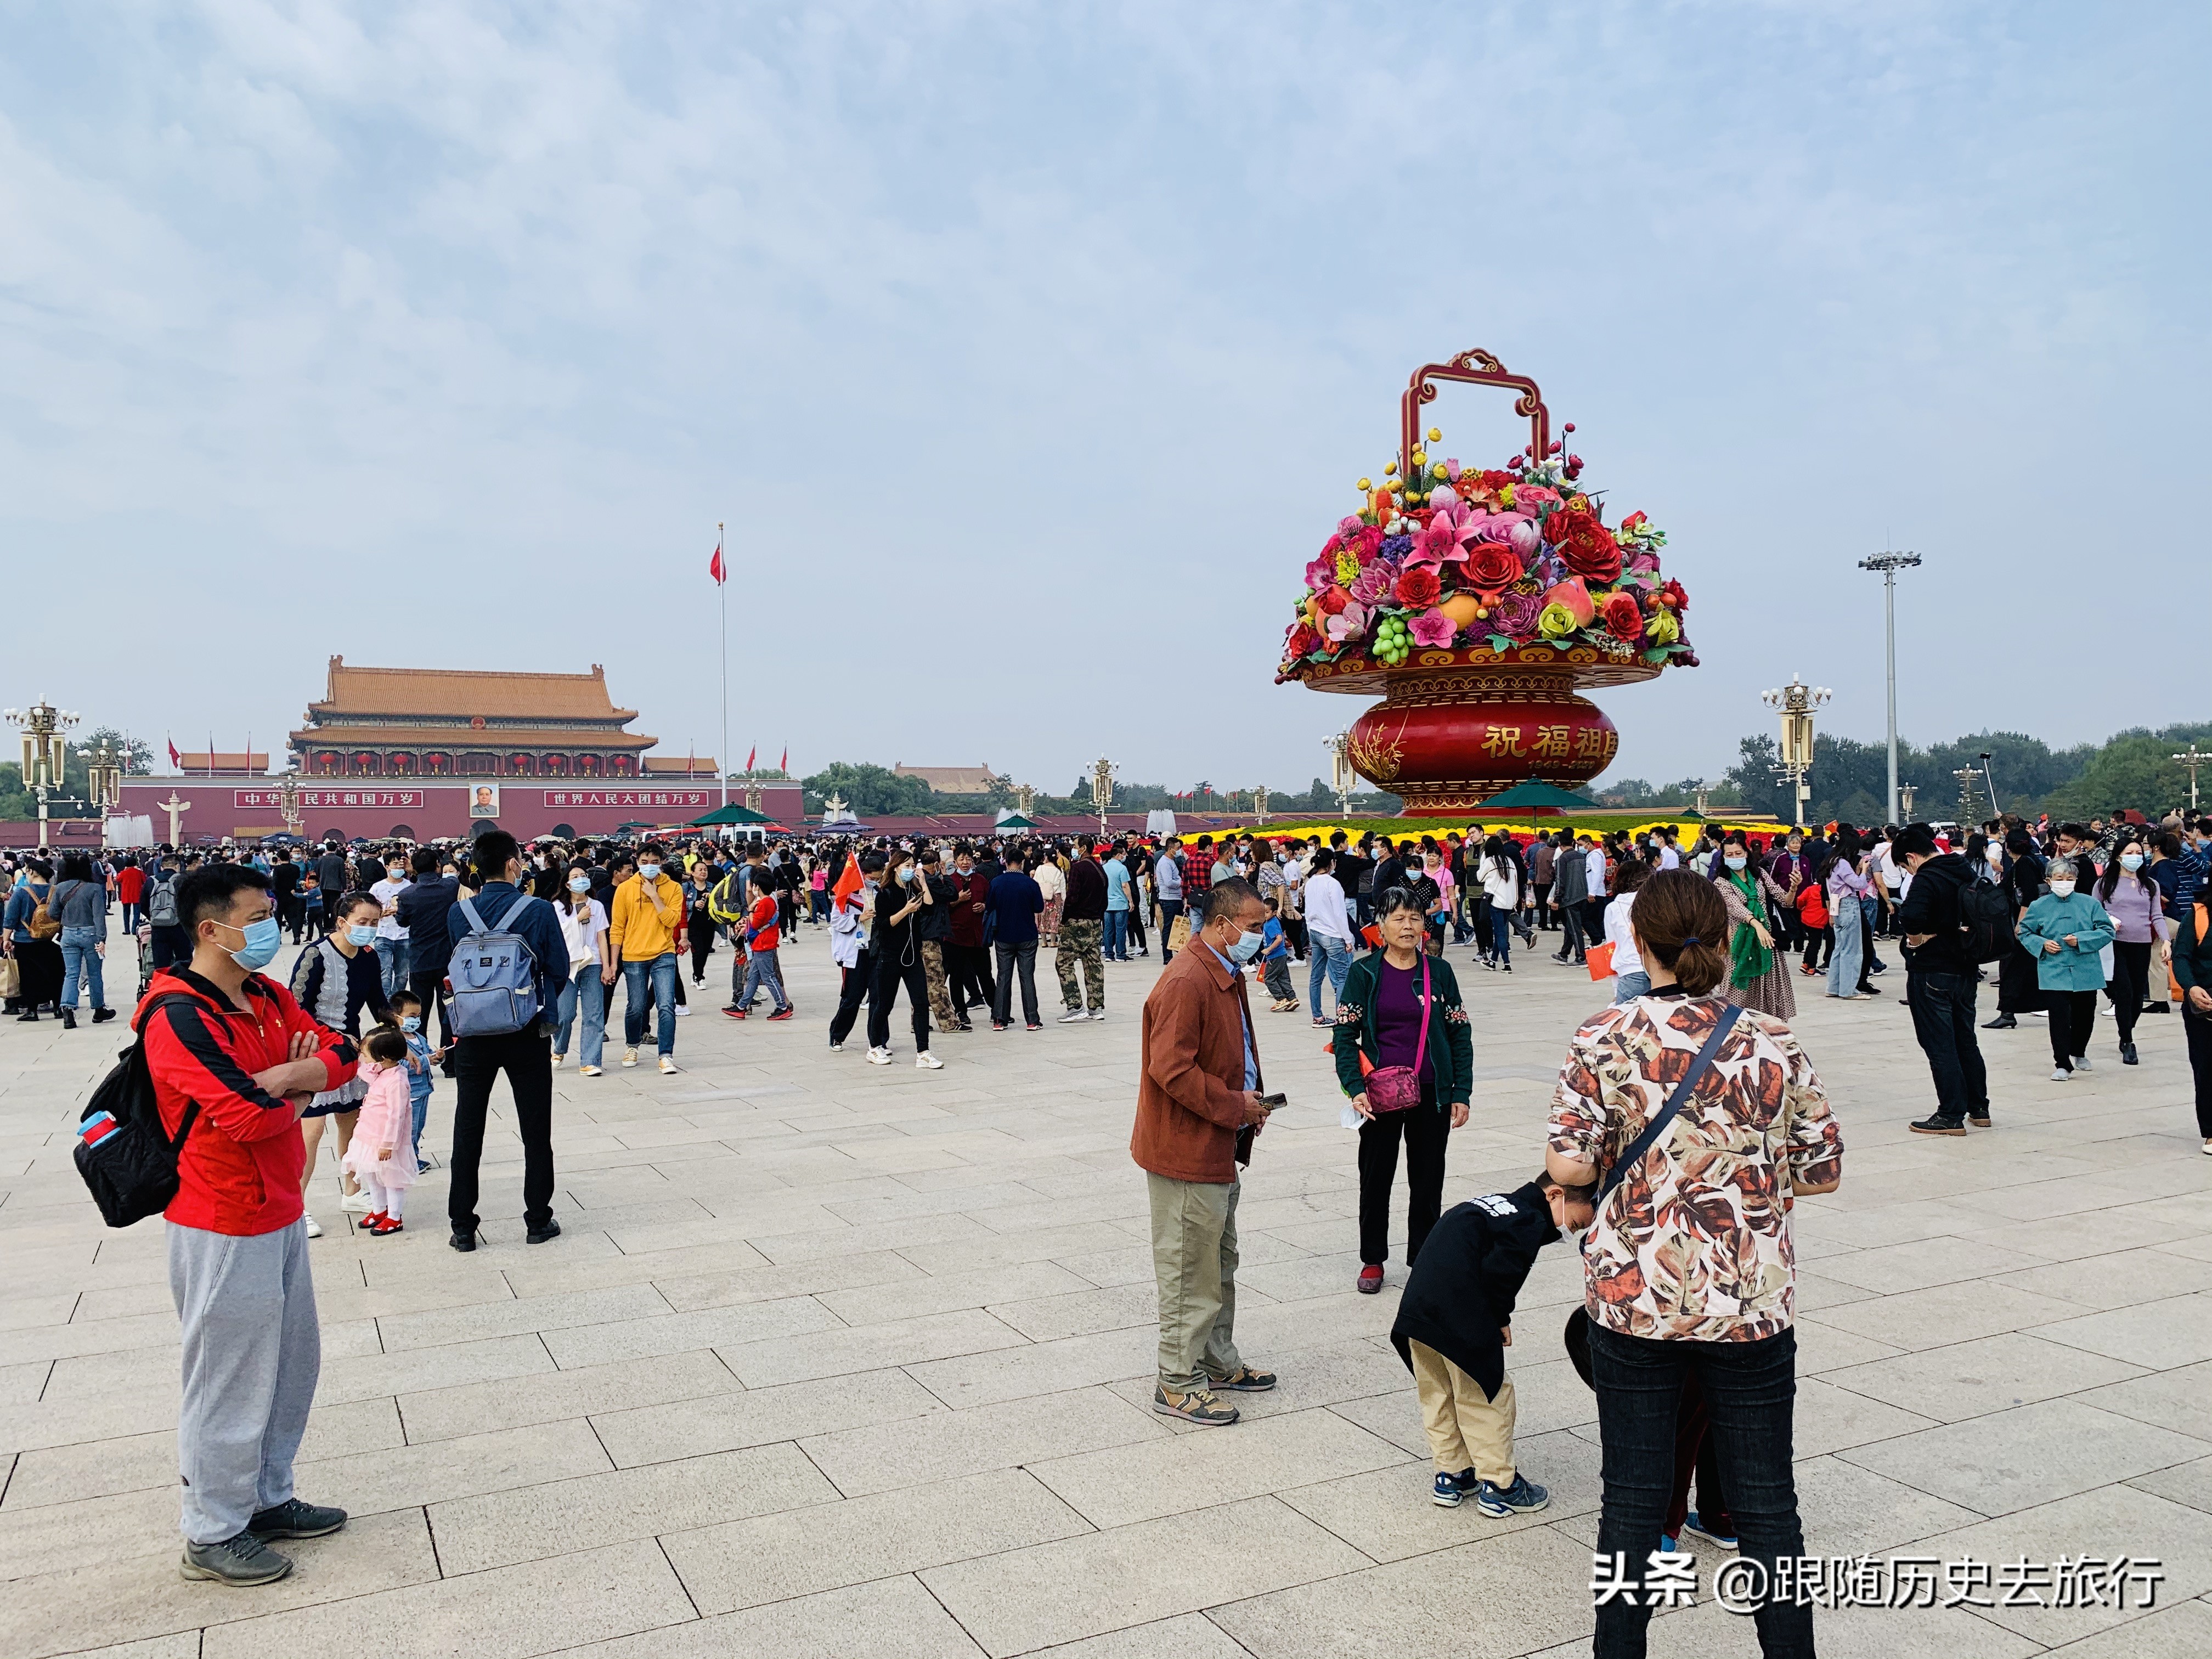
left=2120, top=853, right=2144, bottom=871
left=638, top=864, right=661, bottom=881
left=1725, top=855, right=1748, bottom=871
left=2048, top=879, right=2076, bottom=898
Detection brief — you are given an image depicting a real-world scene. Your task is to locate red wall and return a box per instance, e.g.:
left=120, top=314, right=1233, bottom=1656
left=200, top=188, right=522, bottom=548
left=111, top=780, right=805, bottom=843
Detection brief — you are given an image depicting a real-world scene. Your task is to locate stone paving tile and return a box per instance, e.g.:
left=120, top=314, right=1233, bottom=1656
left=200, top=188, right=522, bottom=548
left=1023, top=1612, right=1252, bottom=1659
left=589, top=1364, right=941, bottom=1466
left=551, top=1574, right=988, bottom=1659
left=1837, top=1396, right=2212, bottom=1515
left=2071, top=1358, right=2212, bottom=1440
left=2035, top=1596, right=2212, bottom=1657
left=801, top=1384, right=1169, bottom=1497
left=306, top=1415, right=612, bottom=1517
left=536, top=1288, right=839, bottom=1368
left=664, top=1465, right=1093, bottom=1615
left=2032, top=1290, right=2212, bottom=1370
left=922, top=1494, right=1366, bottom=1658
left=396, top=1347, right=739, bottom=1443
left=1820, top=1330, right=2150, bottom=1424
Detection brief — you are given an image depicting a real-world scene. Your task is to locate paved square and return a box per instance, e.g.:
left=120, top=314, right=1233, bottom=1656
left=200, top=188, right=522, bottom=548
left=4, top=931, right=2210, bottom=1657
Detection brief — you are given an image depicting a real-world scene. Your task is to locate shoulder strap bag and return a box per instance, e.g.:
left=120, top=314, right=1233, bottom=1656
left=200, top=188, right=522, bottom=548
left=1363, top=954, right=1431, bottom=1113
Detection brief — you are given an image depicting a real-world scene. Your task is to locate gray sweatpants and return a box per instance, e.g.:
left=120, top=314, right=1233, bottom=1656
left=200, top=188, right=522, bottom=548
left=168, top=1218, right=320, bottom=1544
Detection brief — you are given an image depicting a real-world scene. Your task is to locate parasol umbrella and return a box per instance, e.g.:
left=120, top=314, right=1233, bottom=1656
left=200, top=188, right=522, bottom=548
left=690, top=803, right=771, bottom=826
left=1466, top=778, right=1592, bottom=817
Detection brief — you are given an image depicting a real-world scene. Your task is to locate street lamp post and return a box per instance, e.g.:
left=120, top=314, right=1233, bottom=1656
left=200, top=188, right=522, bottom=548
left=1858, top=550, right=1921, bottom=826
left=1953, top=766, right=1983, bottom=827
left=6, top=699, right=81, bottom=850
left=1091, top=757, right=1116, bottom=837
left=1759, top=677, right=1831, bottom=830
left=1325, top=732, right=1353, bottom=820
left=2172, top=743, right=2209, bottom=815
left=1899, top=782, right=1918, bottom=821
left=1252, top=785, right=1269, bottom=827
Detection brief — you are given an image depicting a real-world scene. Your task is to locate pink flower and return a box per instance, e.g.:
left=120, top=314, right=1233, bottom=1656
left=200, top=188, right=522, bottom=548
left=1508, top=518, right=1543, bottom=561
left=1409, top=516, right=1465, bottom=569
left=1305, top=551, right=1338, bottom=591
left=1492, top=591, right=1543, bottom=637
left=1409, top=609, right=1457, bottom=648
left=1348, top=560, right=1397, bottom=606
left=1324, top=601, right=1370, bottom=644
left=1471, top=510, right=1531, bottom=544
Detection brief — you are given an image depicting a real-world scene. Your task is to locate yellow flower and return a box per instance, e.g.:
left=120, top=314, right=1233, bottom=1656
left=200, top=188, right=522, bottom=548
left=1335, top=549, right=1361, bottom=583
left=1385, top=459, right=1399, bottom=475
left=1410, top=449, right=1427, bottom=466
left=1644, top=610, right=1680, bottom=645
left=1498, top=483, right=1515, bottom=507
left=1356, top=476, right=1372, bottom=491
left=1426, top=426, right=1441, bottom=442
left=1538, top=602, right=1577, bottom=639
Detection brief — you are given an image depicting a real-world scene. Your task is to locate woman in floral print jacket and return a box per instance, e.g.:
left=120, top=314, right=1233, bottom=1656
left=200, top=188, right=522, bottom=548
left=1545, top=868, right=1842, bottom=1659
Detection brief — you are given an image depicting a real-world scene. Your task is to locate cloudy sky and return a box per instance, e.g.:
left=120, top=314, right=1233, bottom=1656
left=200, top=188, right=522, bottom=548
left=3, top=1, right=2202, bottom=793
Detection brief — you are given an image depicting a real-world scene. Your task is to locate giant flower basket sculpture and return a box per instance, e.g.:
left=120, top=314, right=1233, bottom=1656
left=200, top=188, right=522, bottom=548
left=1277, top=350, right=1696, bottom=815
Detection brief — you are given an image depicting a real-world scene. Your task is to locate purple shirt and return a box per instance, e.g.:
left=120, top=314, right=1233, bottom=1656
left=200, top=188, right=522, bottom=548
left=1375, top=959, right=1426, bottom=1070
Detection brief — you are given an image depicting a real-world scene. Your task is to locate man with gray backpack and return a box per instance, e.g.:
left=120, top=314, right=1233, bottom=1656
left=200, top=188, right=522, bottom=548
left=443, top=829, right=569, bottom=1251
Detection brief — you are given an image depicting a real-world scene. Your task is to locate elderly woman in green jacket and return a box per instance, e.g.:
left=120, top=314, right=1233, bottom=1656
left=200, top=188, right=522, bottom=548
left=1334, top=884, right=1476, bottom=1294
left=2019, top=856, right=2117, bottom=1083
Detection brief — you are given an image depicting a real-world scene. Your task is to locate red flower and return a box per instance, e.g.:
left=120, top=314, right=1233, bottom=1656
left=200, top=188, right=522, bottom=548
left=1555, top=514, right=1623, bottom=584
left=1316, top=585, right=1350, bottom=616
left=1288, top=622, right=1322, bottom=657
left=1464, top=544, right=1522, bottom=591
left=1393, top=566, right=1442, bottom=608
left=1355, top=525, right=1384, bottom=559
left=1602, top=592, right=1645, bottom=640
left=1661, top=578, right=1688, bottom=612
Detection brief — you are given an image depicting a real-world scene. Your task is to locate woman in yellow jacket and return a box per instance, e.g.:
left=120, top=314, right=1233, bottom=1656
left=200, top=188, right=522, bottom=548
left=610, top=845, right=686, bottom=1074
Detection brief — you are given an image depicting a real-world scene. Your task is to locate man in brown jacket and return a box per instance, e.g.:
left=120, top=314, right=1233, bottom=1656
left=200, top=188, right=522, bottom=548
left=1132, top=877, right=1278, bottom=1425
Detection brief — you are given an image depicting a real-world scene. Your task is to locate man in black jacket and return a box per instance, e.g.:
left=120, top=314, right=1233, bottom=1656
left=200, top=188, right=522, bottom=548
left=1391, top=1177, right=1593, bottom=1515
left=396, top=847, right=460, bottom=1049
left=1896, top=824, right=1990, bottom=1135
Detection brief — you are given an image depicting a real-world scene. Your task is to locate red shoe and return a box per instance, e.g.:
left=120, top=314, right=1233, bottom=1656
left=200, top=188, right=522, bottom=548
left=370, top=1215, right=404, bottom=1235
left=766, top=1007, right=794, bottom=1022
left=359, top=1211, right=388, bottom=1233
left=1357, top=1264, right=1384, bottom=1294
left=723, top=1006, right=748, bottom=1019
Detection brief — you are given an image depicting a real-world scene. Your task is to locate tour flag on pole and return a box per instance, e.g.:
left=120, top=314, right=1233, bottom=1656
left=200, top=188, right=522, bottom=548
left=709, top=536, right=726, bottom=585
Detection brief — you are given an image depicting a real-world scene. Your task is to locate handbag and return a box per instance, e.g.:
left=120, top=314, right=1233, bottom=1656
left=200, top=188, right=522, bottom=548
left=1562, top=1002, right=1745, bottom=1389
left=0, top=957, right=18, bottom=999
left=1166, top=912, right=1192, bottom=952
left=1363, top=953, right=1431, bottom=1114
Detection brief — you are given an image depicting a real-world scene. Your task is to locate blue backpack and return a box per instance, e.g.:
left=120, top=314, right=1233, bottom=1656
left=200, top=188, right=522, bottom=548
left=448, top=894, right=543, bottom=1037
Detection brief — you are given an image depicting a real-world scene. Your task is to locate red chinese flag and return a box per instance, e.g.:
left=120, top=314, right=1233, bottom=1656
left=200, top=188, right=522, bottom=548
left=779, top=746, right=788, bottom=774
left=167, top=737, right=182, bottom=769
left=709, top=539, right=726, bottom=585
left=746, top=746, right=756, bottom=771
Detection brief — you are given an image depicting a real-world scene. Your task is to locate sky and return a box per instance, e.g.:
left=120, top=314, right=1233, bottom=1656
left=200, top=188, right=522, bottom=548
left=3, top=1, right=2204, bottom=794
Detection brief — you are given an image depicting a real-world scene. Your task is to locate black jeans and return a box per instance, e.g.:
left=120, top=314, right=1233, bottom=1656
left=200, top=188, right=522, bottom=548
left=407, top=969, right=454, bottom=1049
left=2109, top=940, right=2152, bottom=1042
left=2183, top=1003, right=2212, bottom=1136
left=829, top=951, right=874, bottom=1046
left=1906, top=969, right=1988, bottom=1121
left=992, top=940, right=1040, bottom=1026
left=948, top=941, right=996, bottom=1011
left=2047, top=988, right=2099, bottom=1068
left=868, top=949, right=931, bottom=1051
left=1158, top=899, right=1183, bottom=961
left=447, top=1025, right=556, bottom=1234
left=1590, top=1322, right=1811, bottom=1659
left=1356, top=1089, right=1449, bottom=1266
left=149, top=924, right=193, bottom=973
left=1532, top=880, right=1553, bottom=927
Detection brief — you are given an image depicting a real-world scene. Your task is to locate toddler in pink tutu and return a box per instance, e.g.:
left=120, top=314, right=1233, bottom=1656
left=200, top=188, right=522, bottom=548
left=342, top=1029, right=417, bottom=1237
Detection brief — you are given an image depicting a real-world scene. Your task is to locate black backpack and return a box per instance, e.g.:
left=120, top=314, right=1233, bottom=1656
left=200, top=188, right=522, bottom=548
left=74, top=992, right=200, bottom=1228
left=1958, top=874, right=2014, bottom=963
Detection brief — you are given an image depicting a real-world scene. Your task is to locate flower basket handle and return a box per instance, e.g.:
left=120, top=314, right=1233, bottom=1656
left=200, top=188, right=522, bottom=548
left=1401, top=349, right=1551, bottom=479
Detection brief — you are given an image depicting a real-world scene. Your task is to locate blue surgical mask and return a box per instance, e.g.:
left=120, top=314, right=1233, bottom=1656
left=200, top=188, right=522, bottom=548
left=2120, top=853, right=2144, bottom=872
left=400, top=1015, right=421, bottom=1032
left=1227, top=928, right=1265, bottom=963
left=639, top=864, right=661, bottom=881
left=568, top=874, right=591, bottom=893
left=346, top=924, right=378, bottom=947
left=1725, top=855, right=1748, bottom=871
left=219, top=917, right=284, bottom=971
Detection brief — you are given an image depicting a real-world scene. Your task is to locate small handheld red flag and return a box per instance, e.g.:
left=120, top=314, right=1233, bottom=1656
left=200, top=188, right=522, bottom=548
left=709, top=538, right=726, bottom=585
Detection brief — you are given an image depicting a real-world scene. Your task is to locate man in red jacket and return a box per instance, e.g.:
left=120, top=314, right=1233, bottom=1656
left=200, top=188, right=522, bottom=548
left=141, top=862, right=357, bottom=1586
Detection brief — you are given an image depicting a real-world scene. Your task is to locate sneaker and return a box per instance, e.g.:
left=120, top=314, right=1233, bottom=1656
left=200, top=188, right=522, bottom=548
left=658, top=1056, right=680, bottom=1075
left=1683, top=1510, right=1737, bottom=1548
left=1025, top=1023, right=1042, bottom=1032
left=1312, top=1015, right=1331, bottom=1028
left=867, top=1046, right=893, bottom=1065
left=991, top=1023, right=1008, bottom=1032
left=339, top=1187, right=372, bottom=1214
left=916, top=1052, right=944, bottom=1070
left=1911, top=1113, right=1968, bottom=1134
left=724, top=1006, right=748, bottom=1019
left=1357, top=1263, right=1384, bottom=1294
left=1057, top=1009, right=1088, bottom=1024
left=2073, top=1054, right=2092, bottom=1073
left=1661, top=1533, right=1678, bottom=1552
left=92, top=1006, right=118, bottom=1024
left=449, top=1230, right=477, bottom=1252
left=2051, top=1065, right=2073, bottom=1082
left=1432, top=1470, right=1465, bottom=1508
left=1208, top=1364, right=1277, bottom=1392
left=620, top=1049, right=639, bottom=1068
left=551, top=1052, right=565, bottom=1068
left=527, top=1218, right=563, bottom=1245
left=302, top=1212, right=323, bottom=1238
left=673, top=1004, right=691, bottom=1016
left=1152, top=1385, right=1239, bottom=1426
left=828, top=1041, right=844, bottom=1052
left=768, top=1007, right=795, bottom=1022
left=247, top=1497, right=347, bottom=1539
left=2122, top=1041, right=2139, bottom=1065
left=1474, top=1473, right=1549, bottom=1517
left=1089, top=1009, right=1107, bottom=1021
left=578, top=1064, right=602, bottom=1076
left=180, top=1530, right=294, bottom=1585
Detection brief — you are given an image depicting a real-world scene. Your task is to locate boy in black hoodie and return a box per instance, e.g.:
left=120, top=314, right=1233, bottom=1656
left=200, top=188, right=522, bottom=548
left=1391, top=1174, right=1594, bottom=1516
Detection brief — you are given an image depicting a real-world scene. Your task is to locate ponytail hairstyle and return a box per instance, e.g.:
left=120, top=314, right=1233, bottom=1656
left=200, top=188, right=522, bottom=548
left=1629, top=868, right=1730, bottom=996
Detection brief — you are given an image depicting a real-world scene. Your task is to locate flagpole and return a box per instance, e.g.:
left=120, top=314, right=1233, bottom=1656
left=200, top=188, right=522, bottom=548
left=718, top=521, right=729, bottom=810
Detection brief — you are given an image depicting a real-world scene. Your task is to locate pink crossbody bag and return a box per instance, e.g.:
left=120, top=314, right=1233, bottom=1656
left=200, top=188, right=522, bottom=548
left=1364, top=954, right=1430, bottom=1114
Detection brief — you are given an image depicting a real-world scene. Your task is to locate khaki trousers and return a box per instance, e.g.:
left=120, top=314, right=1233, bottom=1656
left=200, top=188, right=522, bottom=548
left=1408, top=1338, right=1517, bottom=1483
left=1146, top=1171, right=1242, bottom=1392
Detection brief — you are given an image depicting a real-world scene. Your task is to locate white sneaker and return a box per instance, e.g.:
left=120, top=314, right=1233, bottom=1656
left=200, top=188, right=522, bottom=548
left=867, top=1046, right=893, bottom=1065
left=828, top=1041, right=844, bottom=1052
left=916, top=1052, right=944, bottom=1070
left=673, top=1005, right=690, bottom=1017
left=1057, top=1009, right=1088, bottom=1024
left=1089, top=1009, right=1107, bottom=1021
left=621, top=1049, right=639, bottom=1068
left=659, top=1055, right=680, bottom=1074
left=340, top=1187, right=372, bottom=1214
left=2072, top=1054, right=2092, bottom=1072
left=551, top=1052, right=565, bottom=1069
left=579, top=1064, right=602, bottom=1076
left=303, top=1212, right=323, bottom=1238
left=2051, top=1066, right=2072, bottom=1081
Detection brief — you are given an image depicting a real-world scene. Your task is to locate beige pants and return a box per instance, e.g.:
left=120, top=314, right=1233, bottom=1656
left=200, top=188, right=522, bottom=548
left=1408, top=1338, right=1517, bottom=1483
left=1146, top=1171, right=1242, bottom=1392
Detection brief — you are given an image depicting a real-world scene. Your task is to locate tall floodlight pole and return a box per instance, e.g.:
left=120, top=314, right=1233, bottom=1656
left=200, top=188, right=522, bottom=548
left=1858, top=551, right=1921, bottom=827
